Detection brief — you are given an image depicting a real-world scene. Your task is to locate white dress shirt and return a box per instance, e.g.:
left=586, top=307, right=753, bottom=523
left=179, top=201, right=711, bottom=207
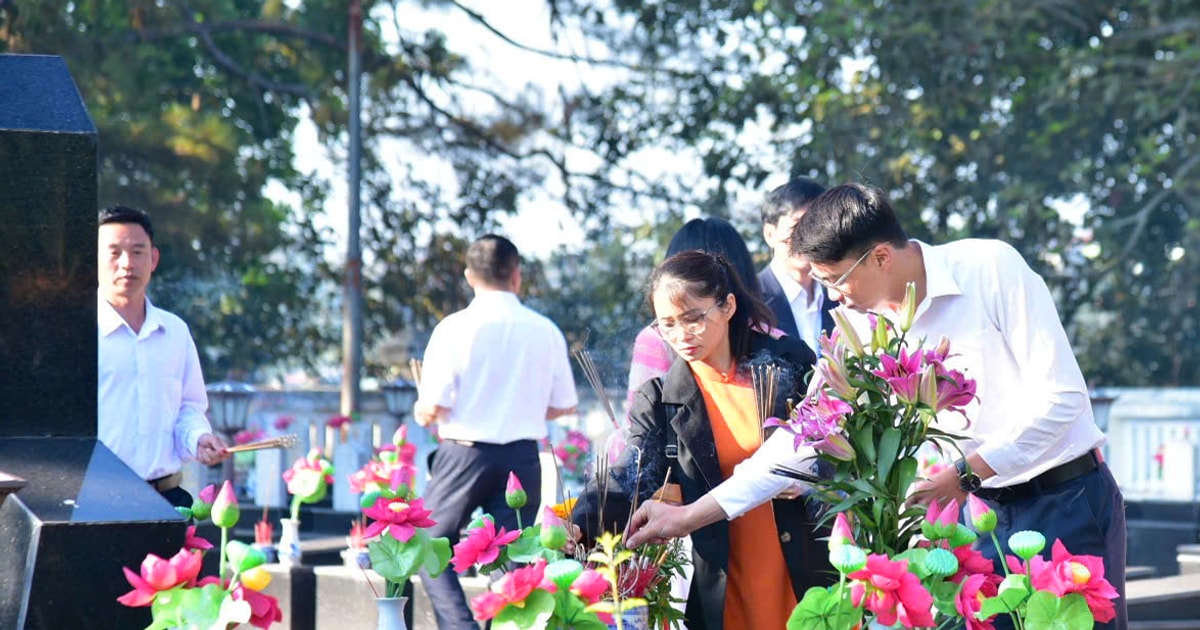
left=711, top=239, right=1104, bottom=518
left=98, top=294, right=212, bottom=480
left=769, top=259, right=824, bottom=355
left=417, top=290, right=578, bottom=443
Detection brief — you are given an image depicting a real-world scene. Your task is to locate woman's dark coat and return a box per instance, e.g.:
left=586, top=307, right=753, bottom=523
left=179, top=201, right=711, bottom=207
left=572, top=332, right=833, bottom=630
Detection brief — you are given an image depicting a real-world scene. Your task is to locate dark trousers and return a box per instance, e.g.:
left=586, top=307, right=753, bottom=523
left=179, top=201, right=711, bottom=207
left=160, top=485, right=194, bottom=511
left=419, top=439, right=541, bottom=630
left=980, top=463, right=1127, bottom=630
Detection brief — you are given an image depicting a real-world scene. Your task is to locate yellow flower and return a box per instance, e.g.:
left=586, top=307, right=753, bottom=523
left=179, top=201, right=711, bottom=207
left=550, top=498, right=578, bottom=521
left=241, top=566, right=272, bottom=591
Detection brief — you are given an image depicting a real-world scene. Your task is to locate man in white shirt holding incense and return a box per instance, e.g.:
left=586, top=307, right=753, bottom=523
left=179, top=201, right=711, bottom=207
left=627, top=182, right=1127, bottom=629
left=97, top=205, right=229, bottom=509
left=415, top=234, right=578, bottom=630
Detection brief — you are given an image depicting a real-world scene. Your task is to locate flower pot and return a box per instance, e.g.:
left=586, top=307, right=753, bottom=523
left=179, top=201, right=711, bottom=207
left=606, top=606, right=650, bottom=630
left=375, top=596, right=408, bottom=630
left=278, top=518, right=302, bottom=566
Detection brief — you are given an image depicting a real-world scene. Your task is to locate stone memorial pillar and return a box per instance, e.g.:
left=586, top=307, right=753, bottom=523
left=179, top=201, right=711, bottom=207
left=0, top=54, right=185, bottom=629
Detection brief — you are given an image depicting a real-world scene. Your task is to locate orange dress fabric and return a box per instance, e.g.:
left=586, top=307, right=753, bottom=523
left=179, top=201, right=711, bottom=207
left=692, top=360, right=797, bottom=629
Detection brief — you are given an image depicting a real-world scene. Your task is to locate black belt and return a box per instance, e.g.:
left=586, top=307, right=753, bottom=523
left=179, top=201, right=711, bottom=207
left=148, top=472, right=183, bottom=492
left=975, top=449, right=1100, bottom=504
left=446, top=438, right=536, bottom=448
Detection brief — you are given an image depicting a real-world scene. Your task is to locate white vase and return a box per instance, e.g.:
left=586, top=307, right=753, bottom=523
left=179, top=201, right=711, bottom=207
left=606, top=606, right=650, bottom=630
left=278, top=518, right=302, bottom=566
left=375, top=596, right=408, bottom=630
left=341, top=546, right=370, bottom=569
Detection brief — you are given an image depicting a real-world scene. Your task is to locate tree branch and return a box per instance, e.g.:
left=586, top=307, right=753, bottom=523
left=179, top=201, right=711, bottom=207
left=131, top=18, right=344, bottom=51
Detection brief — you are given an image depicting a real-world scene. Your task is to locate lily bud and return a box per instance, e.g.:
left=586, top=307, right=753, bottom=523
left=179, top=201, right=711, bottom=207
left=831, top=308, right=864, bottom=357
left=505, top=472, right=527, bottom=510
left=898, top=281, right=918, bottom=332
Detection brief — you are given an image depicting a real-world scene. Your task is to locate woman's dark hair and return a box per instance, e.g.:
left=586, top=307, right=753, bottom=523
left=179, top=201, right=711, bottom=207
left=647, top=250, right=775, bottom=362
left=790, top=183, right=909, bottom=264
left=665, top=217, right=763, bottom=299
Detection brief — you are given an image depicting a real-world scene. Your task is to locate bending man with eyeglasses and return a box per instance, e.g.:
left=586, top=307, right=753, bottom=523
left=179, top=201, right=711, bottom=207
left=626, top=182, right=1127, bottom=630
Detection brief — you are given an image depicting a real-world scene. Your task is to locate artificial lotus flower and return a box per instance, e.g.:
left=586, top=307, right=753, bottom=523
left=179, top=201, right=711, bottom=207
left=954, top=572, right=997, bottom=630
left=829, top=512, right=856, bottom=551
left=848, top=554, right=936, bottom=628
left=539, top=506, right=567, bottom=551
left=505, top=472, right=527, bottom=509
left=469, top=559, right=554, bottom=621
left=950, top=545, right=1003, bottom=593
left=920, top=498, right=959, bottom=541
left=116, top=548, right=204, bottom=607
left=570, top=568, right=610, bottom=605
left=966, top=493, right=997, bottom=533
left=362, top=496, right=437, bottom=543
left=183, top=525, right=213, bottom=552
left=211, top=480, right=239, bottom=529
left=232, top=582, right=284, bottom=629
left=451, top=516, right=521, bottom=573
left=1029, top=540, right=1120, bottom=623
left=190, top=484, right=217, bottom=521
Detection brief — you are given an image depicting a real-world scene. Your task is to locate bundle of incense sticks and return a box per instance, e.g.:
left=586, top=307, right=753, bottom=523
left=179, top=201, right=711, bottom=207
left=225, top=433, right=299, bottom=453
left=408, top=358, right=423, bottom=387
left=751, top=363, right=781, bottom=443
left=572, top=347, right=619, bottom=429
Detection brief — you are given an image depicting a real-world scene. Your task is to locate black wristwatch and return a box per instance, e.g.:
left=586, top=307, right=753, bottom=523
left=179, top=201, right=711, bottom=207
left=956, top=459, right=982, bottom=494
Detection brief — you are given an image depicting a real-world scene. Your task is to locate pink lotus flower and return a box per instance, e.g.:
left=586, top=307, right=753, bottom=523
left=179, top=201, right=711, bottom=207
left=849, top=554, right=936, bottom=628
left=197, top=484, right=217, bottom=504
left=211, top=480, right=239, bottom=529
left=966, top=493, right=997, bottom=533
left=183, top=525, right=213, bottom=552
left=469, top=559, right=554, bottom=621
left=922, top=498, right=959, bottom=540
left=452, top=516, right=521, bottom=573
left=273, top=415, right=294, bottom=430
left=505, top=472, right=527, bottom=509
left=362, top=496, right=437, bottom=543
left=954, top=573, right=996, bottom=630
left=232, top=583, right=284, bottom=629
left=116, top=548, right=204, bottom=607
left=950, top=545, right=1002, bottom=593
left=1029, top=540, right=1120, bottom=623
left=570, top=568, right=609, bottom=604
left=326, top=415, right=352, bottom=428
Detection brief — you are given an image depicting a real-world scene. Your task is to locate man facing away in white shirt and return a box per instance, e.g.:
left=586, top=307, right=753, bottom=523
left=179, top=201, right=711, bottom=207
left=414, top=234, right=578, bottom=629
left=627, top=183, right=1127, bottom=630
left=97, top=205, right=229, bottom=509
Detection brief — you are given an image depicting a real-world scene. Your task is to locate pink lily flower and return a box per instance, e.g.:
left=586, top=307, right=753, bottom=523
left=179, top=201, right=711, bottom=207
left=116, top=548, right=204, bottom=607
left=362, top=496, right=436, bottom=542
left=451, top=516, right=520, bottom=573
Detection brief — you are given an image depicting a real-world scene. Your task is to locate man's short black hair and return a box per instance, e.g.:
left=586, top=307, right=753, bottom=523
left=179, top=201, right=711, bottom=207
left=466, top=234, right=520, bottom=287
left=760, top=176, right=827, bottom=226
left=790, top=183, right=909, bottom=264
left=98, top=205, right=155, bottom=242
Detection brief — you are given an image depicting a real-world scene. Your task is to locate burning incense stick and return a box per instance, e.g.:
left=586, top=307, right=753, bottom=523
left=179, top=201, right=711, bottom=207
left=751, top=363, right=781, bottom=443
left=572, top=347, right=619, bottom=429
left=225, top=434, right=299, bottom=453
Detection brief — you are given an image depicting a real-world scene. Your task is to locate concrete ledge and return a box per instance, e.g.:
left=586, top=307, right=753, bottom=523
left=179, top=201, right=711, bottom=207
left=1127, top=572, right=1200, bottom=623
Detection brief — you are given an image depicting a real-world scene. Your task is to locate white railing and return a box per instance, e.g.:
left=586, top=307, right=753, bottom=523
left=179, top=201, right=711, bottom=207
left=1101, top=388, right=1200, bottom=502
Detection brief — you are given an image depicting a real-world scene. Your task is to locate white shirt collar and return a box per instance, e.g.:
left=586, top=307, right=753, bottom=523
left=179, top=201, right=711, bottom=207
left=97, top=292, right=164, bottom=338
left=769, top=258, right=813, bottom=304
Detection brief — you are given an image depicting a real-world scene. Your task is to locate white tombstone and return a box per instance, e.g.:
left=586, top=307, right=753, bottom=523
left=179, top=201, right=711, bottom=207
left=254, top=449, right=288, bottom=508
left=1160, top=441, right=1196, bottom=501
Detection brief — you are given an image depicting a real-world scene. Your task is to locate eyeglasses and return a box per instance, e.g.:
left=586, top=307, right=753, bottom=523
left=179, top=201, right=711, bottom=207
left=651, top=303, right=723, bottom=338
left=810, top=247, right=874, bottom=289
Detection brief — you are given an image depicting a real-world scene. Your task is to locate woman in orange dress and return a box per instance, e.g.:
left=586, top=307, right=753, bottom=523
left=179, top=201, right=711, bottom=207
left=573, top=250, right=832, bottom=630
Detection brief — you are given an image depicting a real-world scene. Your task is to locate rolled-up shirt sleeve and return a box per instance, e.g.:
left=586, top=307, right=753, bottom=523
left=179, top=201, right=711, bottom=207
left=710, top=430, right=818, bottom=519
left=174, top=329, right=212, bottom=460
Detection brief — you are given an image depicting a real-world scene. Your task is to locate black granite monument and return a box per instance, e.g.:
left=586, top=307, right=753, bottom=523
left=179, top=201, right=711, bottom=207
left=0, top=54, right=185, bottom=629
